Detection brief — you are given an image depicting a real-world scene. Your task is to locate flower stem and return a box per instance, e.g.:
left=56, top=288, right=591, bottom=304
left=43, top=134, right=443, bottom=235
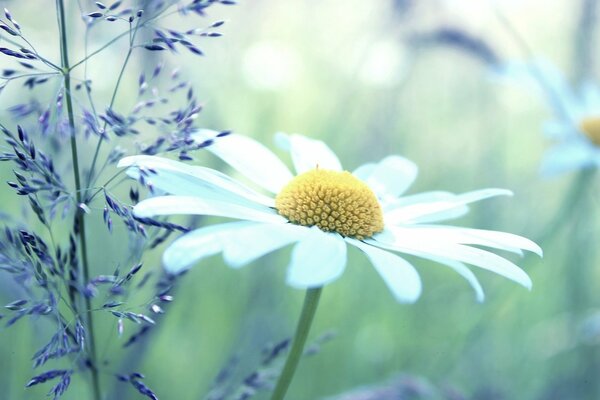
left=56, top=2, right=101, bottom=400
left=539, top=169, right=595, bottom=245
left=271, top=287, right=323, bottom=400
left=562, top=170, right=598, bottom=396
left=573, top=0, right=599, bottom=85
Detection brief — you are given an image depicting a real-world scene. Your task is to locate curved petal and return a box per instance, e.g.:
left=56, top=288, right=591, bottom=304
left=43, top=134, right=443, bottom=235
left=276, top=132, right=342, bottom=174
left=133, top=195, right=286, bottom=224
left=119, top=155, right=274, bottom=207
left=540, top=141, right=597, bottom=176
left=286, top=227, right=347, bottom=288
left=365, top=226, right=486, bottom=301
left=191, top=130, right=294, bottom=193
left=580, top=83, right=600, bottom=112
left=412, top=253, right=484, bottom=302
left=382, top=191, right=469, bottom=222
left=384, top=191, right=455, bottom=209
left=385, top=189, right=512, bottom=225
left=390, top=206, right=469, bottom=225
left=543, top=121, right=576, bottom=140
left=497, top=60, right=578, bottom=116
left=367, top=230, right=532, bottom=289
left=163, top=222, right=253, bottom=274
left=352, top=162, right=376, bottom=181
left=363, top=156, right=418, bottom=199
left=347, top=238, right=421, bottom=303
left=435, top=258, right=484, bottom=302
left=222, top=223, right=308, bottom=268
left=386, top=226, right=542, bottom=257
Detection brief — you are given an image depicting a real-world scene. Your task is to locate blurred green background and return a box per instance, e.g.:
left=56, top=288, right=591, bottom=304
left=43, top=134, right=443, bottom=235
left=0, top=0, right=598, bottom=399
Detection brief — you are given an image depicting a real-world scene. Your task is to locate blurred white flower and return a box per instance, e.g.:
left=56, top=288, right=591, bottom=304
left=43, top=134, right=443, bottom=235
left=500, top=60, right=600, bottom=175
left=119, top=132, right=540, bottom=303
left=241, top=41, right=303, bottom=90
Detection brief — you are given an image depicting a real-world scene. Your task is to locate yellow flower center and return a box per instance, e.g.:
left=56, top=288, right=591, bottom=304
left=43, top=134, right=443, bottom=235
left=580, top=116, right=600, bottom=146
left=275, top=169, right=384, bottom=239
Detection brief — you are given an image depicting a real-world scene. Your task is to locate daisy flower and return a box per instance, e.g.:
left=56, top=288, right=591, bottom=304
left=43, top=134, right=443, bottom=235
left=119, top=131, right=540, bottom=399
left=501, top=60, right=600, bottom=175
left=118, top=131, right=541, bottom=303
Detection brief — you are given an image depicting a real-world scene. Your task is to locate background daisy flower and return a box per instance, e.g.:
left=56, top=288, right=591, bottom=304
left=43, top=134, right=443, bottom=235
left=119, top=131, right=541, bottom=303
left=501, top=60, right=600, bottom=175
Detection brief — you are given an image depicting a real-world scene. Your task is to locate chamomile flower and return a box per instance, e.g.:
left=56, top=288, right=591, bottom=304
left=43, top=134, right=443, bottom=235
left=118, top=132, right=541, bottom=303
left=501, top=60, right=600, bottom=175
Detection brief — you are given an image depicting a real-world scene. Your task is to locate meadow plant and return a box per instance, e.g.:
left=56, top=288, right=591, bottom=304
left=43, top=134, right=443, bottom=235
left=0, top=1, right=230, bottom=398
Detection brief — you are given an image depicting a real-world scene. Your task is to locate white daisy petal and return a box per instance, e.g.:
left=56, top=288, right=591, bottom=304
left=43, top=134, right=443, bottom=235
left=222, top=223, right=309, bottom=268
left=410, top=253, right=484, bottom=302
left=543, top=121, right=576, bottom=140
left=398, top=207, right=470, bottom=224
left=133, top=195, right=286, bottom=224
left=347, top=238, right=421, bottom=303
left=385, top=188, right=512, bottom=225
left=191, top=130, right=294, bottom=193
left=386, top=226, right=542, bottom=256
left=286, top=228, right=347, bottom=288
left=364, top=156, right=418, bottom=198
left=119, top=131, right=540, bottom=300
left=445, top=227, right=542, bottom=256
left=163, top=221, right=253, bottom=274
left=540, top=142, right=597, bottom=176
left=352, top=162, right=376, bottom=181
left=436, top=258, right=484, bottom=302
left=581, top=83, right=600, bottom=110
left=381, top=191, right=469, bottom=222
left=368, top=230, right=532, bottom=289
left=433, top=188, right=513, bottom=204
left=383, top=191, right=455, bottom=209
left=498, top=60, right=577, bottom=115
left=119, top=155, right=275, bottom=207
left=276, top=132, right=343, bottom=174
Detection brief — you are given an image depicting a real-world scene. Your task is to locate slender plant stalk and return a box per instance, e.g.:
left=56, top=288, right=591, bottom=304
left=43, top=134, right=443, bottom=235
left=573, top=0, right=599, bottom=85
left=563, top=170, right=598, bottom=396
left=538, top=169, right=595, bottom=245
left=68, top=7, right=175, bottom=71
left=56, top=1, right=101, bottom=399
left=570, top=2, right=600, bottom=393
left=86, top=18, right=142, bottom=188
left=271, top=288, right=323, bottom=400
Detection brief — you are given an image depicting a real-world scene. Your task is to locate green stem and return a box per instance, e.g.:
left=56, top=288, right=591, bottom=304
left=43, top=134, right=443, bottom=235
left=271, top=288, right=323, bottom=400
left=56, top=2, right=101, bottom=400
left=573, top=0, right=599, bottom=84
left=538, top=169, right=595, bottom=245
left=562, top=170, right=598, bottom=396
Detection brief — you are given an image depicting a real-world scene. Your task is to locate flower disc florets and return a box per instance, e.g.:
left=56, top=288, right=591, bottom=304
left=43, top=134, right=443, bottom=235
left=275, top=169, right=384, bottom=239
left=580, top=116, right=600, bottom=146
